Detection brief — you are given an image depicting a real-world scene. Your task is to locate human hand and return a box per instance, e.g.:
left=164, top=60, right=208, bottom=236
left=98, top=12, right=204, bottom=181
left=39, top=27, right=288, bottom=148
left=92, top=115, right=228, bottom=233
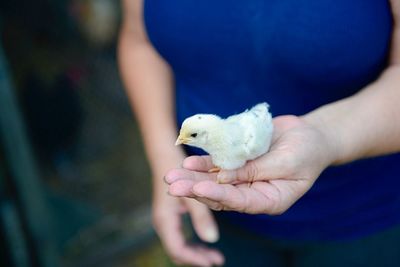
left=151, top=154, right=224, bottom=266
left=165, top=115, right=337, bottom=215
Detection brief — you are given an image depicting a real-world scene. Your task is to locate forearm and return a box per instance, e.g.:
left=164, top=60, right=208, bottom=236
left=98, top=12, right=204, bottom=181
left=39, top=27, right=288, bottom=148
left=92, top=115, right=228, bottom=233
left=304, top=65, right=400, bottom=165
left=118, top=29, right=183, bottom=192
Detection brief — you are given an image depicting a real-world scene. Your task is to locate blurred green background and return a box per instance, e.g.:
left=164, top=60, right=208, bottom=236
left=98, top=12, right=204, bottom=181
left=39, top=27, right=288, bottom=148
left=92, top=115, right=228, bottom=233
left=0, top=1, right=173, bottom=266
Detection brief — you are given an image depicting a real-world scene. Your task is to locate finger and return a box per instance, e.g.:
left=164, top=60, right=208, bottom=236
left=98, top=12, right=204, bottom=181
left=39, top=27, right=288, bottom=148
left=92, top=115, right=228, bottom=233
left=171, top=246, right=214, bottom=267
left=195, top=245, right=225, bottom=266
left=185, top=199, right=220, bottom=243
left=186, top=246, right=225, bottom=267
left=168, top=179, right=196, bottom=197
left=194, top=196, right=225, bottom=211
left=157, top=211, right=215, bottom=266
left=192, top=180, right=277, bottom=214
left=183, top=155, right=214, bottom=171
left=165, top=168, right=218, bottom=184
left=217, top=151, right=291, bottom=184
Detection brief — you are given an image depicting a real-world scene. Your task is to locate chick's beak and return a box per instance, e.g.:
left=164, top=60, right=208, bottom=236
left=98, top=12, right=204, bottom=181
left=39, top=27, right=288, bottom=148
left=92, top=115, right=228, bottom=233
left=175, top=134, right=188, bottom=146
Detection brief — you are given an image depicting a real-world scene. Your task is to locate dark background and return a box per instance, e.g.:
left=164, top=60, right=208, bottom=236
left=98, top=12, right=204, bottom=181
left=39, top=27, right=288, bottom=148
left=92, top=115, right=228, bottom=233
left=0, top=0, right=171, bottom=266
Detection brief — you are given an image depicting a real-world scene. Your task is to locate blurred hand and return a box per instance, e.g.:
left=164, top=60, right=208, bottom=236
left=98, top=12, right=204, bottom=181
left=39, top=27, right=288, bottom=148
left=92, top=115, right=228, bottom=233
left=151, top=154, right=224, bottom=267
left=165, top=115, right=337, bottom=215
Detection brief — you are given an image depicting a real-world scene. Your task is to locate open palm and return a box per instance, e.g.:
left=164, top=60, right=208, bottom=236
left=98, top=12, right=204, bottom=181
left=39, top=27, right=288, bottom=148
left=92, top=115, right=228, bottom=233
left=165, top=115, right=336, bottom=215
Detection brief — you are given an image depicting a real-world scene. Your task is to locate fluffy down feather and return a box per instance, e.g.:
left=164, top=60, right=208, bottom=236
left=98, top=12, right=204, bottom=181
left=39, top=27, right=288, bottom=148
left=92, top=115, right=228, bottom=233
left=175, top=103, right=273, bottom=170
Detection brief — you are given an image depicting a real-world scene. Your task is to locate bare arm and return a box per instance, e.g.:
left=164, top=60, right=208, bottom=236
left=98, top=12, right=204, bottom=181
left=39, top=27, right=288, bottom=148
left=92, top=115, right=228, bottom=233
left=118, top=0, right=179, bottom=176
left=304, top=0, right=400, bottom=164
left=118, top=1, right=223, bottom=266
left=166, top=0, right=400, bottom=216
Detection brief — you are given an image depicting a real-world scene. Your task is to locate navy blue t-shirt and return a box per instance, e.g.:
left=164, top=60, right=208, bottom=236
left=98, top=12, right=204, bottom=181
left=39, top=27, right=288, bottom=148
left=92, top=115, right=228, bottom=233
left=144, top=0, right=400, bottom=240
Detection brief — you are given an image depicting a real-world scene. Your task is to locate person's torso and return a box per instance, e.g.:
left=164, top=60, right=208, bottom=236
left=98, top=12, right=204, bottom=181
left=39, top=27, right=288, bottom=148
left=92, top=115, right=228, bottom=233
left=144, top=0, right=400, bottom=240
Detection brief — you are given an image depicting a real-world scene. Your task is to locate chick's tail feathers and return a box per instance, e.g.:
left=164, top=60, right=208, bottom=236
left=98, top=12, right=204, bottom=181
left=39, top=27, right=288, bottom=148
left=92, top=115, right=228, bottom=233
left=250, top=102, right=272, bottom=121
left=251, top=102, right=269, bottom=113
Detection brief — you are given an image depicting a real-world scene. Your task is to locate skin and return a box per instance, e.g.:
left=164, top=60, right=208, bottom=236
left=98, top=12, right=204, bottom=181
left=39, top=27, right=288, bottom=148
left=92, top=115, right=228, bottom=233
left=119, top=0, right=223, bottom=266
left=166, top=1, right=400, bottom=215
left=119, top=0, right=400, bottom=266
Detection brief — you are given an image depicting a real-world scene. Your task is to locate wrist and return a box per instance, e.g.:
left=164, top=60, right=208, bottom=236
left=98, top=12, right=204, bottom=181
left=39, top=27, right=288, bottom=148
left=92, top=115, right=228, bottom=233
left=301, top=113, right=343, bottom=166
left=151, top=150, right=185, bottom=174
left=149, top=147, right=186, bottom=188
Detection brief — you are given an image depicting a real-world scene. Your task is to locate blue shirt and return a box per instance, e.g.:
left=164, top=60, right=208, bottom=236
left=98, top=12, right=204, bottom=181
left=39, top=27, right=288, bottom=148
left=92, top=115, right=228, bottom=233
left=144, top=0, right=400, bottom=240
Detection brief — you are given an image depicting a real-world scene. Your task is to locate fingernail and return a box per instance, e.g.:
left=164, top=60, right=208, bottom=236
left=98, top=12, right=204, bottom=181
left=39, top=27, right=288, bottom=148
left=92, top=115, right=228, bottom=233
left=204, top=227, right=219, bottom=243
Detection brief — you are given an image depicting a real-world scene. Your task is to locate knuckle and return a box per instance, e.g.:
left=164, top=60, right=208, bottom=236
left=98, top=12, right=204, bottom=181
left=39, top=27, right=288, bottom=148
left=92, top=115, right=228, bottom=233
left=244, top=161, right=259, bottom=181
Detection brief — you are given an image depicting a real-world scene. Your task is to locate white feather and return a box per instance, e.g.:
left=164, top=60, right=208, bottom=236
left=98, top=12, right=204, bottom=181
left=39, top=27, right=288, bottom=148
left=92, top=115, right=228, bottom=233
left=177, top=102, right=273, bottom=170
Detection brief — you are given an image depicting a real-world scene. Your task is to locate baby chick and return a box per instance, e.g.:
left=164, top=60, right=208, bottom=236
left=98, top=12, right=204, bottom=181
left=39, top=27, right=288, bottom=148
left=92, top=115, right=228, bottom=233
left=175, top=103, right=273, bottom=183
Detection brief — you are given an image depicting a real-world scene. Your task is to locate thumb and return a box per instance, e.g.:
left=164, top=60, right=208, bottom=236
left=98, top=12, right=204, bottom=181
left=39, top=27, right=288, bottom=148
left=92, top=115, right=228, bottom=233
left=217, top=152, right=289, bottom=183
left=184, top=198, right=219, bottom=243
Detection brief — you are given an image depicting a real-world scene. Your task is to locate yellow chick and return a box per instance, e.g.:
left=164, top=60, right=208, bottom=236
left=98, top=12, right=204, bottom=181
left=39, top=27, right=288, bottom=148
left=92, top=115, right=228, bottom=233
left=176, top=103, right=273, bottom=174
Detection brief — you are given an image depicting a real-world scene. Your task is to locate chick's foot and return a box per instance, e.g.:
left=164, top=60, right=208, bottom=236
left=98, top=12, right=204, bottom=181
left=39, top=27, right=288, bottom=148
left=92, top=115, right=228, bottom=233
left=208, top=167, right=221, bottom=173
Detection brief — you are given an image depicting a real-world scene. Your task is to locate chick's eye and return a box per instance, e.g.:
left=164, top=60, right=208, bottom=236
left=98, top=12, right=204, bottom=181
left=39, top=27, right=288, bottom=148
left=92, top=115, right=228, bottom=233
left=190, top=133, right=198, bottom=138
